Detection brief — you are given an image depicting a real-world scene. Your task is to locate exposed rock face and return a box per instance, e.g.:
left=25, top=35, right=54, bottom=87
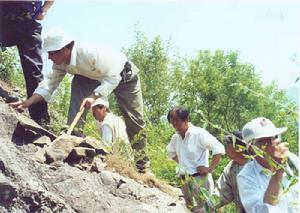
left=0, top=95, right=188, bottom=212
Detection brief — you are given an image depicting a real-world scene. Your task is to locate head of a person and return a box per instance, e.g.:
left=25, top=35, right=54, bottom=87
left=91, top=98, right=109, bottom=122
left=224, top=131, right=248, bottom=165
left=167, top=107, right=189, bottom=135
left=43, top=32, right=74, bottom=65
left=242, top=117, right=287, bottom=157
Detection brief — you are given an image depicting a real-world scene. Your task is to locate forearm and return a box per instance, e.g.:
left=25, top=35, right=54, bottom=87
left=26, top=94, right=44, bottom=106
left=263, top=169, right=284, bottom=205
left=208, top=154, right=222, bottom=172
left=42, top=0, right=54, bottom=13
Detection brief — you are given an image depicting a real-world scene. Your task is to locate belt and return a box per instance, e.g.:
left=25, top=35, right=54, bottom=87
left=179, top=173, right=201, bottom=181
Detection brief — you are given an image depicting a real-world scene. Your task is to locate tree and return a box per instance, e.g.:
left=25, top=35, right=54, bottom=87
left=124, top=27, right=176, bottom=124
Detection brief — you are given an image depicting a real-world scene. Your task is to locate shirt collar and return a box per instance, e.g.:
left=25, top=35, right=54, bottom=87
left=177, top=122, right=194, bottom=138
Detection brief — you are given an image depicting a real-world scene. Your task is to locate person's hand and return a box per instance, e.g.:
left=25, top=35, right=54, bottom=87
left=80, top=95, right=96, bottom=110
left=196, top=166, right=210, bottom=176
left=36, top=11, right=46, bottom=20
left=271, top=139, right=289, bottom=164
left=9, top=100, right=30, bottom=112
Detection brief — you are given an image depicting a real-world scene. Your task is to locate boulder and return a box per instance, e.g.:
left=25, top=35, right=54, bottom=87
left=44, top=134, right=84, bottom=163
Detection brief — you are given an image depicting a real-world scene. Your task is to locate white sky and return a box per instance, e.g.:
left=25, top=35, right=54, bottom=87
left=42, top=0, right=300, bottom=90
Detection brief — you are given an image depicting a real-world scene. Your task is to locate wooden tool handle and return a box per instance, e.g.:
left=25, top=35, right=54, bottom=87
left=67, top=107, right=85, bottom=135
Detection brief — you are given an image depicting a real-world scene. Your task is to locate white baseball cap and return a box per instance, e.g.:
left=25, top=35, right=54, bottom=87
left=42, top=31, right=73, bottom=52
left=91, top=97, right=109, bottom=108
left=242, top=117, right=287, bottom=143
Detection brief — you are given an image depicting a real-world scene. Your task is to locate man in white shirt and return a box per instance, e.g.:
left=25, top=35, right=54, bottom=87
left=237, top=117, right=299, bottom=213
left=91, top=98, right=132, bottom=160
left=10, top=31, right=148, bottom=171
left=166, top=107, right=225, bottom=212
left=10, top=32, right=145, bottom=139
left=91, top=98, right=129, bottom=146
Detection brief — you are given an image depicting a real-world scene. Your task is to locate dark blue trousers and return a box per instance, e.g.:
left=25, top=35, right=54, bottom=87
left=0, top=18, right=49, bottom=124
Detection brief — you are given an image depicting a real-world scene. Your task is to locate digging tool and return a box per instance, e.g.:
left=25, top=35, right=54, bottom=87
left=67, top=107, right=85, bottom=135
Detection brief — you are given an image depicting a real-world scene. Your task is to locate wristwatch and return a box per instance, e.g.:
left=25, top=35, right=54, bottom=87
left=94, top=92, right=101, bottom=98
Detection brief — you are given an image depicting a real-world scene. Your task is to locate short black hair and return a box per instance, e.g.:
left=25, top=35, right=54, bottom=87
left=167, top=107, right=189, bottom=123
left=224, top=131, right=248, bottom=153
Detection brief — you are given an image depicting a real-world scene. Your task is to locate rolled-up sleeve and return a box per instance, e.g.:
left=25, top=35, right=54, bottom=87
left=34, top=67, right=66, bottom=102
left=166, top=135, right=177, bottom=159
left=93, top=73, right=121, bottom=97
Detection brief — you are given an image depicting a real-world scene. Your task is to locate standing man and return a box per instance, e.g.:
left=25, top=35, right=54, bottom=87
left=0, top=1, right=54, bottom=125
left=237, top=117, right=299, bottom=213
left=166, top=107, right=225, bottom=212
left=214, top=131, right=247, bottom=213
left=10, top=32, right=148, bottom=171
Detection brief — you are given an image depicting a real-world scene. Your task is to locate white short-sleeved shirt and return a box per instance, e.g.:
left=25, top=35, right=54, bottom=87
left=166, top=124, right=225, bottom=175
left=237, top=160, right=299, bottom=213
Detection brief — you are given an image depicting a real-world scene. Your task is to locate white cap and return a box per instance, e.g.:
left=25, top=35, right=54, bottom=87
left=242, top=117, right=287, bottom=143
left=42, top=31, right=73, bottom=52
left=91, top=98, right=109, bottom=108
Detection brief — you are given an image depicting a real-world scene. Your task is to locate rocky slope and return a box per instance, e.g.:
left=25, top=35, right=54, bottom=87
left=0, top=82, right=189, bottom=213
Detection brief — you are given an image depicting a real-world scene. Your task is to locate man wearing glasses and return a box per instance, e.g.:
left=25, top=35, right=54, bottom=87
left=237, top=117, right=299, bottom=213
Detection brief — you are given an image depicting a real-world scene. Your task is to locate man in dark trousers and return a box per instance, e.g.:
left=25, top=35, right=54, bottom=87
left=0, top=1, right=54, bottom=125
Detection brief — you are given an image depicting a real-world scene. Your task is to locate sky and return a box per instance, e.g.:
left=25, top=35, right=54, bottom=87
left=42, top=0, right=300, bottom=91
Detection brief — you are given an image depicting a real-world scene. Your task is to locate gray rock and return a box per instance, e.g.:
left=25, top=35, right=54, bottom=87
left=80, top=136, right=109, bottom=155
left=44, top=134, right=84, bottom=163
left=33, top=136, right=52, bottom=147
left=69, top=147, right=96, bottom=160
left=17, top=114, right=57, bottom=141
left=0, top=94, right=189, bottom=213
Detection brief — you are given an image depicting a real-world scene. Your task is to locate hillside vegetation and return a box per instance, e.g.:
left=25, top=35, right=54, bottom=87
left=0, top=29, right=298, bottom=212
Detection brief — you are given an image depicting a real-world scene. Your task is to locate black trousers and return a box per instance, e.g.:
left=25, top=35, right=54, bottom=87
left=0, top=19, right=49, bottom=123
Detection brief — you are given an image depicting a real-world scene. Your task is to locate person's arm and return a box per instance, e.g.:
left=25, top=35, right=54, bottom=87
left=197, top=129, right=225, bottom=175
left=237, top=162, right=282, bottom=213
left=263, top=169, right=284, bottom=205
left=37, top=0, right=54, bottom=20
left=264, top=139, right=289, bottom=205
left=197, top=154, right=222, bottom=175
left=214, top=163, right=234, bottom=209
left=80, top=46, right=124, bottom=110
left=9, top=94, right=44, bottom=111
left=166, top=135, right=178, bottom=162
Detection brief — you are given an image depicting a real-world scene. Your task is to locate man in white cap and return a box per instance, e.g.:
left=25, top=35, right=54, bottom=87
left=237, top=117, right=299, bottom=213
left=10, top=31, right=148, bottom=171
left=91, top=97, right=130, bottom=147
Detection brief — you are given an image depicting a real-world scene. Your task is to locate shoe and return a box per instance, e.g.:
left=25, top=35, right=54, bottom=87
left=136, top=158, right=150, bottom=173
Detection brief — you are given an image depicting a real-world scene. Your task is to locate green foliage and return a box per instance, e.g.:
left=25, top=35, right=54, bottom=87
left=145, top=121, right=179, bottom=185
left=124, top=25, right=180, bottom=123
left=48, top=75, right=71, bottom=134
left=0, top=47, right=26, bottom=94
left=1, top=27, right=298, bottom=213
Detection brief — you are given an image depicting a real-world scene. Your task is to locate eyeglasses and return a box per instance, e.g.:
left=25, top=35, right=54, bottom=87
left=271, top=134, right=281, bottom=141
left=255, top=134, right=281, bottom=144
